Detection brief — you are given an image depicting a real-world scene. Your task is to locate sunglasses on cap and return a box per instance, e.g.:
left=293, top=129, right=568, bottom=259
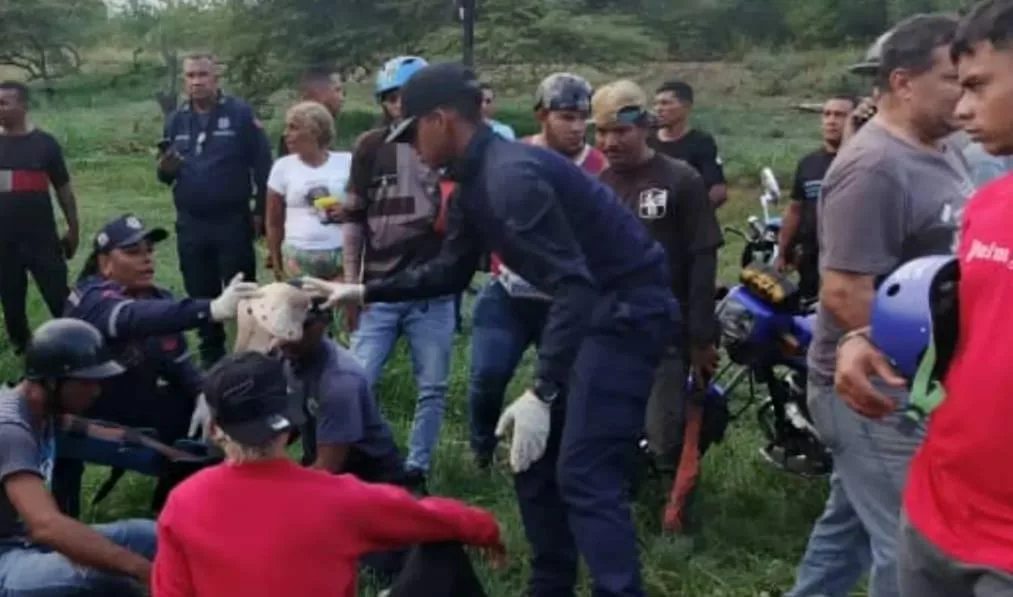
left=614, top=105, right=651, bottom=125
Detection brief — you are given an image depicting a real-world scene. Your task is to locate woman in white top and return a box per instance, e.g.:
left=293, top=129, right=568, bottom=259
left=265, top=101, right=351, bottom=281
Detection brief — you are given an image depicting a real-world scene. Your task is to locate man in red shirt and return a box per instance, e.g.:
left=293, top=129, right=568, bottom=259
left=466, top=72, right=606, bottom=469
left=152, top=351, right=504, bottom=597
left=834, top=1, right=1013, bottom=595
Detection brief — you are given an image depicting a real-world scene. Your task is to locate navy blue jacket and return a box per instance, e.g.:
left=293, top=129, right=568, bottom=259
left=65, top=276, right=209, bottom=414
left=158, top=94, right=272, bottom=219
left=365, top=127, right=672, bottom=386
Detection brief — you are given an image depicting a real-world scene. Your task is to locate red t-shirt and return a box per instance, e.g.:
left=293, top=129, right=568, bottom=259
left=152, top=459, right=501, bottom=597
left=905, top=174, right=1013, bottom=572
left=489, top=140, right=608, bottom=275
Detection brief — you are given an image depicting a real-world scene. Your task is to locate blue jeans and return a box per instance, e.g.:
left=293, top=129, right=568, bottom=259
left=350, top=297, right=455, bottom=474
left=514, top=287, right=678, bottom=597
left=0, top=519, right=156, bottom=596
left=468, top=280, right=550, bottom=459
left=788, top=381, right=924, bottom=597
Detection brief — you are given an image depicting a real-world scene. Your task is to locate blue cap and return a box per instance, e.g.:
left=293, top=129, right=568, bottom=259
left=93, top=214, right=168, bottom=254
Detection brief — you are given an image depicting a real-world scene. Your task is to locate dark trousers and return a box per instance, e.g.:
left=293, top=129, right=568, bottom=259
left=0, top=231, right=68, bottom=352
left=513, top=288, right=675, bottom=597
left=175, top=212, right=256, bottom=368
left=385, top=542, right=487, bottom=597
left=52, top=386, right=195, bottom=518
left=797, top=244, right=820, bottom=302
left=467, top=280, right=549, bottom=459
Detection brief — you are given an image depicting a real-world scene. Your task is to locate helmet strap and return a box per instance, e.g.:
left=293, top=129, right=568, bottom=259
left=907, top=334, right=946, bottom=422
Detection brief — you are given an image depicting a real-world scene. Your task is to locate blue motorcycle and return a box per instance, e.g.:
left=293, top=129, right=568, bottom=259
left=710, top=261, right=831, bottom=478
left=725, top=168, right=783, bottom=269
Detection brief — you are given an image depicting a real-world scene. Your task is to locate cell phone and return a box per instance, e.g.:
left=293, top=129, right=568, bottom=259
left=156, top=139, right=173, bottom=154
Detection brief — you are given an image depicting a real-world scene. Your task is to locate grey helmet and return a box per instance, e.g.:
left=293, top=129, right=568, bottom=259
left=848, top=29, right=894, bottom=76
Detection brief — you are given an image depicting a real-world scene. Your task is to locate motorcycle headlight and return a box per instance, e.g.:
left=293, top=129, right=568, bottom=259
left=717, top=295, right=756, bottom=348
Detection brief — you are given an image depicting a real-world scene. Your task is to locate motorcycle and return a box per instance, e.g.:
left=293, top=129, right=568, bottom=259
left=725, top=167, right=783, bottom=268
left=708, top=262, right=830, bottom=478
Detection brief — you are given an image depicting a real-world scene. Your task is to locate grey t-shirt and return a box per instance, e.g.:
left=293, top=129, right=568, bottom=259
left=287, top=340, right=403, bottom=483
left=808, top=121, right=974, bottom=384
left=0, top=388, right=54, bottom=541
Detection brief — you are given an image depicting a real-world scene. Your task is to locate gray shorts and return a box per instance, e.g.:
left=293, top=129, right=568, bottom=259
left=900, top=514, right=1013, bottom=597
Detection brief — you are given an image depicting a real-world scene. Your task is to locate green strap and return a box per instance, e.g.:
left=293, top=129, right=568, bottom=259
left=906, top=333, right=946, bottom=422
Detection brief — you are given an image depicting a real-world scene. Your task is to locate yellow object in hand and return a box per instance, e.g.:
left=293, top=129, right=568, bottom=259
left=313, top=196, right=340, bottom=210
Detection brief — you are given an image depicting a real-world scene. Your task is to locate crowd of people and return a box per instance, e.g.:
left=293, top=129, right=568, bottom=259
left=1, top=0, right=1013, bottom=595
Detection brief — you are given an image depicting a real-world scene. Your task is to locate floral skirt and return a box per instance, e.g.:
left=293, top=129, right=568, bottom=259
left=281, top=244, right=343, bottom=280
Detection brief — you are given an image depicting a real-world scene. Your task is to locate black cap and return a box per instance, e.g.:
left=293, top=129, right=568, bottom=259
left=25, top=319, right=125, bottom=381
left=93, top=214, right=169, bottom=255
left=385, top=62, right=483, bottom=144
left=203, top=352, right=306, bottom=446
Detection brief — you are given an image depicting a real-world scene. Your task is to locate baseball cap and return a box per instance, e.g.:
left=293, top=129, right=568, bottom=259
left=93, top=214, right=168, bottom=255
left=849, top=29, right=894, bottom=75
left=203, top=352, right=306, bottom=446
left=385, top=62, right=484, bottom=144
left=534, top=73, right=593, bottom=113
left=591, top=79, right=651, bottom=129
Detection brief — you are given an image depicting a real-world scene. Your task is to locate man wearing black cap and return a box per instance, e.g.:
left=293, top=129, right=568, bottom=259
left=153, top=351, right=503, bottom=597
left=0, top=318, right=155, bottom=596
left=304, top=62, right=679, bottom=597
left=53, top=213, right=260, bottom=517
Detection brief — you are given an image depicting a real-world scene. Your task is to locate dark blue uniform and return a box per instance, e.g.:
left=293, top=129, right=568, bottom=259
left=53, top=275, right=212, bottom=516
left=159, top=93, right=271, bottom=367
left=366, top=128, right=680, bottom=597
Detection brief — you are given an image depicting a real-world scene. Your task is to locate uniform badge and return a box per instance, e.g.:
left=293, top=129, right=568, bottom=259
left=218, top=116, right=230, bottom=130
left=126, top=216, right=143, bottom=230
left=639, top=188, right=669, bottom=220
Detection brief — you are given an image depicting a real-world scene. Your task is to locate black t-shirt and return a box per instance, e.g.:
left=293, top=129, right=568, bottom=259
left=0, top=129, right=69, bottom=239
left=648, top=128, right=726, bottom=190
left=600, top=153, right=724, bottom=304
left=791, top=148, right=836, bottom=249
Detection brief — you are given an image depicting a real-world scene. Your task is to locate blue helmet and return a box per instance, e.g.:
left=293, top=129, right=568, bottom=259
left=870, top=255, right=959, bottom=414
left=375, top=56, right=429, bottom=100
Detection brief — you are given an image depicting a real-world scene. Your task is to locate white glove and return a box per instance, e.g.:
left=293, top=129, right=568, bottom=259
left=210, top=273, right=263, bottom=322
left=301, top=277, right=365, bottom=309
left=188, top=393, right=212, bottom=441
left=494, top=389, right=551, bottom=473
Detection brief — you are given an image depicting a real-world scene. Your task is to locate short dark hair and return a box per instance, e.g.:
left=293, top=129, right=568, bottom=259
left=829, top=93, right=859, bottom=107
left=875, top=13, right=960, bottom=90
left=479, top=82, right=493, bottom=93
left=656, top=80, right=694, bottom=104
left=446, top=93, right=483, bottom=122
left=0, top=81, right=29, bottom=105
left=301, top=67, right=338, bottom=89
left=952, top=0, right=1013, bottom=60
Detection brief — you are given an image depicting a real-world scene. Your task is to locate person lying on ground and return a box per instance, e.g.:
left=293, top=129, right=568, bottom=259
left=0, top=319, right=156, bottom=596
left=57, top=213, right=260, bottom=517
left=152, top=351, right=504, bottom=597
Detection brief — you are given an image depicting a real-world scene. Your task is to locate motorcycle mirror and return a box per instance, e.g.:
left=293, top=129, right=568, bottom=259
left=761, top=168, right=781, bottom=202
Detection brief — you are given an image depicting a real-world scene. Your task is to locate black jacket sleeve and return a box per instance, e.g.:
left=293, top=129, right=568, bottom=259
left=363, top=194, right=481, bottom=302
left=71, top=288, right=214, bottom=341
left=241, top=104, right=273, bottom=218
left=696, top=133, right=726, bottom=189
left=157, top=114, right=177, bottom=186
left=680, top=171, right=723, bottom=347
left=496, top=173, right=599, bottom=387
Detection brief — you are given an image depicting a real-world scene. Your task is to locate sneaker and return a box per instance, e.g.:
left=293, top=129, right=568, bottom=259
left=403, top=469, right=429, bottom=497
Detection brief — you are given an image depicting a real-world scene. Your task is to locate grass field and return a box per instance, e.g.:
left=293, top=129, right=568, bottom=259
left=0, top=57, right=859, bottom=596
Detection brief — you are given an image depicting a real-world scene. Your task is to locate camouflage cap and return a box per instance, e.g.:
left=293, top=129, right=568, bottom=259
left=591, top=79, right=650, bottom=128
left=534, top=72, right=593, bottom=113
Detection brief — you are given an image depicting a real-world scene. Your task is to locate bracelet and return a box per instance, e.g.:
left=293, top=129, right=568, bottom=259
left=837, top=326, right=872, bottom=351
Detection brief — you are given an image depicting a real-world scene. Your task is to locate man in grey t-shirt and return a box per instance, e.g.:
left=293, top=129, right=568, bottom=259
left=0, top=319, right=156, bottom=595
left=787, top=15, right=972, bottom=597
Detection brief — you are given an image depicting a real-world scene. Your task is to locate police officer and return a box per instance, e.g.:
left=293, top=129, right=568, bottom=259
left=54, top=213, right=260, bottom=517
left=157, top=52, right=272, bottom=368
left=306, top=63, right=679, bottom=597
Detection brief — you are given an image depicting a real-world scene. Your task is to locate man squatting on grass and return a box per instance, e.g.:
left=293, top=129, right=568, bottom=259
left=152, top=351, right=504, bottom=597
left=305, top=62, right=679, bottom=597
left=835, top=1, right=1013, bottom=595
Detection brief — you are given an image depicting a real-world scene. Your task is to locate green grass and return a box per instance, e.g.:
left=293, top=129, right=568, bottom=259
left=0, top=64, right=845, bottom=596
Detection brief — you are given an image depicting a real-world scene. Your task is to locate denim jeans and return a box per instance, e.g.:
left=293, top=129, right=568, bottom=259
left=467, top=280, right=550, bottom=459
left=788, top=381, right=924, bottom=597
left=0, top=519, right=156, bottom=596
left=350, top=297, right=455, bottom=473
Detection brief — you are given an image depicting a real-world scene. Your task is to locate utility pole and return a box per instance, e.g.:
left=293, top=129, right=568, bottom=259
left=459, top=0, right=476, bottom=67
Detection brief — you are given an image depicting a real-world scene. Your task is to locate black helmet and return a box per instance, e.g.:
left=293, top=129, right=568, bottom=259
left=24, top=319, right=125, bottom=381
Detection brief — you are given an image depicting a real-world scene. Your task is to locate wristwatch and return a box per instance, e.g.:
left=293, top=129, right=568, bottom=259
left=533, top=379, right=561, bottom=405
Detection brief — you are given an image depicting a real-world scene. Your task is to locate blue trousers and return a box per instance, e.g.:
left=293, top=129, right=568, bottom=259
left=513, top=287, right=677, bottom=597
left=0, top=519, right=156, bottom=596
left=468, top=280, right=550, bottom=459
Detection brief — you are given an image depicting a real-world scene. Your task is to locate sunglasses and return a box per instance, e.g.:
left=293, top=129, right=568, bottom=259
left=615, top=105, right=651, bottom=125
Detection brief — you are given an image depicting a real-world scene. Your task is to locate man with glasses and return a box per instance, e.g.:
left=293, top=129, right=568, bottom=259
left=479, top=83, right=515, bottom=140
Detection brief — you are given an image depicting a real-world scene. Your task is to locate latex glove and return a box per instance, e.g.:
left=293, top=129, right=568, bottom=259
left=301, top=276, right=365, bottom=309
left=188, top=393, right=212, bottom=440
left=494, top=390, right=551, bottom=473
left=210, top=273, right=262, bottom=322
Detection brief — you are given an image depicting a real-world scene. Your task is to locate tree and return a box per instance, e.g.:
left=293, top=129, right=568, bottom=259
left=0, top=0, right=104, bottom=81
